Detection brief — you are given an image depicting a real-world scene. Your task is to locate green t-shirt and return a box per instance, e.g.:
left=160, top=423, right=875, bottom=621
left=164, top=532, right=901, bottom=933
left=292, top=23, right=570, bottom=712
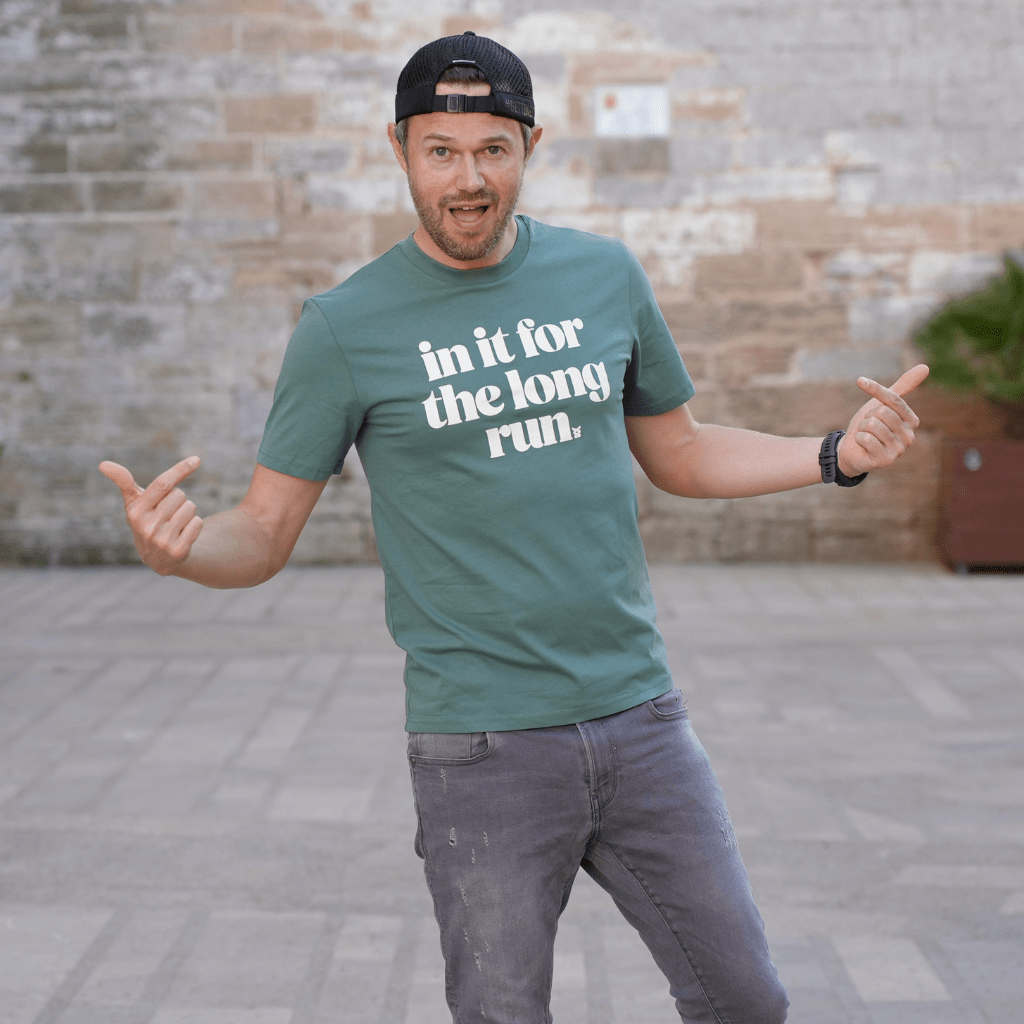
left=258, top=216, right=694, bottom=732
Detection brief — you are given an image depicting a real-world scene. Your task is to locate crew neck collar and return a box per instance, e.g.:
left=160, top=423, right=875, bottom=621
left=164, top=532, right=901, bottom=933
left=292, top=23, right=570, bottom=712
left=397, top=215, right=531, bottom=284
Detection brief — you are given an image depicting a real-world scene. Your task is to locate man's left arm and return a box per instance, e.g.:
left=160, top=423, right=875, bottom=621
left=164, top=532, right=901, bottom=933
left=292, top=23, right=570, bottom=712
left=626, top=364, right=929, bottom=499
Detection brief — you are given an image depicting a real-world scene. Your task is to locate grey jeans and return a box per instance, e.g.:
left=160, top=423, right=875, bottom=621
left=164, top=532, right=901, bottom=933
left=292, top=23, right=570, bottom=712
left=407, top=691, right=788, bottom=1024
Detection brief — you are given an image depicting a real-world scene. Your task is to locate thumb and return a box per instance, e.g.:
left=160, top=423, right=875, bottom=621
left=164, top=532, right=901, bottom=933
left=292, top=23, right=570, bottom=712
left=888, top=363, right=930, bottom=398
left=99, top=461, right=143, bottom=506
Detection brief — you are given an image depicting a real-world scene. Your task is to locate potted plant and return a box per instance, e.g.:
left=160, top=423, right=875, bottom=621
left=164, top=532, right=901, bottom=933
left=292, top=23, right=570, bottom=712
left=914, top=253, right=1024, bottom=570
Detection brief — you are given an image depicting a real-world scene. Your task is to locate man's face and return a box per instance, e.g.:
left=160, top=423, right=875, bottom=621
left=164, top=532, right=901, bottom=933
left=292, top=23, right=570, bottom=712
left=389, top=82, right=539, bottom=268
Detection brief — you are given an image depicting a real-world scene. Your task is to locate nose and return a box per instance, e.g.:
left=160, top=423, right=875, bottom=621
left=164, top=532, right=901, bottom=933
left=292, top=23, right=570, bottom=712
left=453, top=152, right=485, bottom=192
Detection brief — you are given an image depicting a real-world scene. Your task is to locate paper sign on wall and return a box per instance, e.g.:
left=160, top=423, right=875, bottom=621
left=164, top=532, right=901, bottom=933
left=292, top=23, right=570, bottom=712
left=594, top=86, right=670, bottom=137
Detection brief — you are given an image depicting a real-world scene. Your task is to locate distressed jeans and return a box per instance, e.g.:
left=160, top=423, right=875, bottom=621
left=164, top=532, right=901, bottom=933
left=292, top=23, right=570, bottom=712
left=407, top=690, right=788, bottom=1024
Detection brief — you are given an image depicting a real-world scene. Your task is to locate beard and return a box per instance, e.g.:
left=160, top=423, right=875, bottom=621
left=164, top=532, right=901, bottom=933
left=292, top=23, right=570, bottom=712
left=408, top=177, right=523, bottom=263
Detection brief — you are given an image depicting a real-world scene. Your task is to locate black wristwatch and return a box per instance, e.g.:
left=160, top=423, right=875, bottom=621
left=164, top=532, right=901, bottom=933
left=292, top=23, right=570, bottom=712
left=819, top=430, right=868, bottom=487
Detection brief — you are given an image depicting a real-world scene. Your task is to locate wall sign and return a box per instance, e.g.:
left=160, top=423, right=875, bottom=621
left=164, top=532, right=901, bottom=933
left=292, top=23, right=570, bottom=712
left=594, top=85, right=670, bottom=137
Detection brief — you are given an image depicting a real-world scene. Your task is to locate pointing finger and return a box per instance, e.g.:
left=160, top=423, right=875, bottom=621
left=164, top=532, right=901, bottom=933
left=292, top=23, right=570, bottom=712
left=855, top=374, right=922, bottom=426
left=889, top=363, right=929, bottom=398
left=99, top=461, right=143, bottom=506
left=137, top=456, right=202, bottom=511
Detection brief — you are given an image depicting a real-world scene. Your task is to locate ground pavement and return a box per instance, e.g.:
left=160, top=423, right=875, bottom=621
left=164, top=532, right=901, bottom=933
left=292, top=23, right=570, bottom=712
left=0, top=563, right=1022, bottom=1024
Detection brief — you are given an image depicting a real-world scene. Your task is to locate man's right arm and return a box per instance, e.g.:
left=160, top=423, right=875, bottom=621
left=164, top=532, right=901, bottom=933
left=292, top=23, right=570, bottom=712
left=99, top=457, right=328, bottom=589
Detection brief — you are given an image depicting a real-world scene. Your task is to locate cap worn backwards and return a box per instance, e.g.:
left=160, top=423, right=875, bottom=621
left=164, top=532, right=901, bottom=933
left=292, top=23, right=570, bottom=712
left=395, top=31, right=535, bottom=127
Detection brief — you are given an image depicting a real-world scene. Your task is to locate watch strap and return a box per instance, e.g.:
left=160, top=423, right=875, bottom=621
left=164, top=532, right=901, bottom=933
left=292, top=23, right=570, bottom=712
left=819, top=430, right=868, bottom=487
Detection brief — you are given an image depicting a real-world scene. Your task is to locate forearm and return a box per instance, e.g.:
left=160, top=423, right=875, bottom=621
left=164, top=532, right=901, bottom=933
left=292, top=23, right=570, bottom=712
left=648, top=424, right=823, bottom=499
left=165, top=506, right=279, bottom=589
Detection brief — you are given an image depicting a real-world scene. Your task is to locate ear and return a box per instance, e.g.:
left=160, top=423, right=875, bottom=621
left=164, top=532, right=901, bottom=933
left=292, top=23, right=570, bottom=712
left=387, top=122, right=409, bottom=173
left=525, top=124, right=543, bottom=163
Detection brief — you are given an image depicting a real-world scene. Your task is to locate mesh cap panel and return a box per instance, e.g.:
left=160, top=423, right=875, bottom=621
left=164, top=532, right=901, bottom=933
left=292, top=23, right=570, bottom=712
left=395, top=32, right=535, bottom=127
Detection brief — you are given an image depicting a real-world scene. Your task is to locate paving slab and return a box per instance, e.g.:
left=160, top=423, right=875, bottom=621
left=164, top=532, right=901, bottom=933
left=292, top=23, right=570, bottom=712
left=1, top=563, right=1023, bottom=1023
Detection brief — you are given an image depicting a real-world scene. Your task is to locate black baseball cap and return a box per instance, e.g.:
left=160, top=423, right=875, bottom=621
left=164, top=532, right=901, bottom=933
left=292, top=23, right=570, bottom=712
left=395, top=31, right=535, bottom=127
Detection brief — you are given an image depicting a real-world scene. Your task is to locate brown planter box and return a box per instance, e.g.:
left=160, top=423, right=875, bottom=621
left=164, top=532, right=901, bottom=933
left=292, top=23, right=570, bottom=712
left=940, top=440, right=1024, bottom=569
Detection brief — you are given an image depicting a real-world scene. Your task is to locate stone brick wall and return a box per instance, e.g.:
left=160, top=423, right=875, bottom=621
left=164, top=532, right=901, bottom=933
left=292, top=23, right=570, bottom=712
left=2, top=0, right=1022, bottom=565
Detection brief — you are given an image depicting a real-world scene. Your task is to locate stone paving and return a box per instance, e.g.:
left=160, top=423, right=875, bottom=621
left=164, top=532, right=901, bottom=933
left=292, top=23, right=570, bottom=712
left=1, top=562, right=1022, bottom=1024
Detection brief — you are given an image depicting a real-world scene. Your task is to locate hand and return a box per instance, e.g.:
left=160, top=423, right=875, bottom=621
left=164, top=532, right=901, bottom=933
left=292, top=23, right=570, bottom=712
left=99, top=456, right=204, bottom=575
left=837, top=364, right=929, bottom=477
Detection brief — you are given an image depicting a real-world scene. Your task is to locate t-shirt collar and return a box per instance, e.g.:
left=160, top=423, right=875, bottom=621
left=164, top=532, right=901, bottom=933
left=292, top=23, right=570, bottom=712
left=397, top=215, right=531, bottom=284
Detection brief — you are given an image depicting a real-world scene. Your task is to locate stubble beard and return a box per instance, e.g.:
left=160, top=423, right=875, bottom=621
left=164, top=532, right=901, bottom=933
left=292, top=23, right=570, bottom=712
left=408, top=177, right=523, bottom=263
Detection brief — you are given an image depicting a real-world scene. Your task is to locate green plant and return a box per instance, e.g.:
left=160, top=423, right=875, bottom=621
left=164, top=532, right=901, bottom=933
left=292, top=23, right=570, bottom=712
left=914, top=255, right=1024, bottom=418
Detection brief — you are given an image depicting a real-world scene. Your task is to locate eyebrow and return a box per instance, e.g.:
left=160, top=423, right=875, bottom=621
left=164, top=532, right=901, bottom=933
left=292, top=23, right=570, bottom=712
left=421, top=132, right=515, bottom=144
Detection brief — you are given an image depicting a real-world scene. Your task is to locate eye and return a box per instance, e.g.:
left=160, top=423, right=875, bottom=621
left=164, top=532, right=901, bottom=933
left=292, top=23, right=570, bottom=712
left=432, top=146, right=449, bottom=157
left=487, top=146, right=503, bottom=155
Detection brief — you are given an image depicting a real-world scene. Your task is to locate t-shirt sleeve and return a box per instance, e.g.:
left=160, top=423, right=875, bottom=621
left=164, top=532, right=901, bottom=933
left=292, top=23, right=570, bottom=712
left=621, top=247, right=695, bottom=416
left=256, top=297, right=364, bottom=481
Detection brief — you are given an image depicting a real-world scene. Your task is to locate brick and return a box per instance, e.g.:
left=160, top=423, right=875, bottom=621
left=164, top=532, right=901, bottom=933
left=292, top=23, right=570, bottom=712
left=93, top=180, right=184, bottom=212
left=10, top=225, right=139, bottom=303
left=860, top=206, right=974, bottom=250
left=712, top=168, right=833, bottom=204
left=74, top=138, right=164, bottom=172
left=232, top=260, right=337, bottom=296
left=263, top=142, right=352, bottom=177
left=848, top=294, right=938, bottom=345
left=0, top=58, right=95, bottom=93
left=750, top=83, right=930, bottom=135
left=306, top=173, right=403, bottom=213
left=39, top=15, right=131, bottom=53
left=7, top=140, right=69, bottom=173
left=83, top=303, right=186, bottom=354
left=673, top=87, right=745, bottom=122
left=139, top=254, right=233, bottom=304
left=825, top=127, right=947, bottom=170
left=718, top=343, right=796, bottom=386
left=193, top=179, right=275, bottom=218
left=166, top=140, right=253, bottom=172
left=173, top=0, right=324, bottom=14
left=242, top=21, right=350, bottom=54
left=895, top=45, right=1001, bottom=84
left=757, top=201, right=975, bottom=252
left=661, top=299, right=849, bottom=348
left=225, top=95, right=316, bottom=134
left=0, top=305, right=80, bottom=350
left=695, top=251, right=805, bottom=296
left=719, top=380, right=867, bottom=434
left=798, top=345, right=902, bottom=384
left=178, top=218, right=278, bottom=243
left=875, top=166, right=960, bottom=206
left=280, top=53, right=379, bottom=94
left=948, top=127, right=1024, bottom=172
left=241, top=21, right=290, bottom=55
left=755, top=201, right=863, bottom=250
left=276, top=210, right=370, bottom=261
left=621, top=208, right=756, bottom=259
left=959, top=168, right=1024, bottom=205
left=570, top=52, right=695, bottom=87
left=975, top=204, right=1024, bottom=249
left=142, top=16, right=234, bottom=54
left=914, top=1, right=1021, bottom=47
left=0, top=182, right=83, bottom=214
left=740, top=133, right=824, bottom=170
left=596, top=138, right=670, bottom=175
left=122, top=98, right=217, bottom=139
left=19, top=98, right=118, bottom=135
left=371, top=211, right=418, bottom=256
left=593, top=173, right=698, bottom=209
left=908, top=251, right=1002, bottom=294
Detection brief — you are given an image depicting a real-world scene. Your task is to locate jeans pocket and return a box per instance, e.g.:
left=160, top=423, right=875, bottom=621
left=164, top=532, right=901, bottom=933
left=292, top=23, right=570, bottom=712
left=408, top=731, right=493, bottom=765
left=646, top=688, right=689, bottom=720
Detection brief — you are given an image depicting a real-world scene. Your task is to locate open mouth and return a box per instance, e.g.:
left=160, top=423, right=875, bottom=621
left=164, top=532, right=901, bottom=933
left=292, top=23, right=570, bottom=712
left=448, top=203, right=491, bottom=226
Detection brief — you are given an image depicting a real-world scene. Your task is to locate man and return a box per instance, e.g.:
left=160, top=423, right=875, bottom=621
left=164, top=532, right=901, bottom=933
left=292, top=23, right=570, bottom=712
left=101, top=32, right=928, bottom=1024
